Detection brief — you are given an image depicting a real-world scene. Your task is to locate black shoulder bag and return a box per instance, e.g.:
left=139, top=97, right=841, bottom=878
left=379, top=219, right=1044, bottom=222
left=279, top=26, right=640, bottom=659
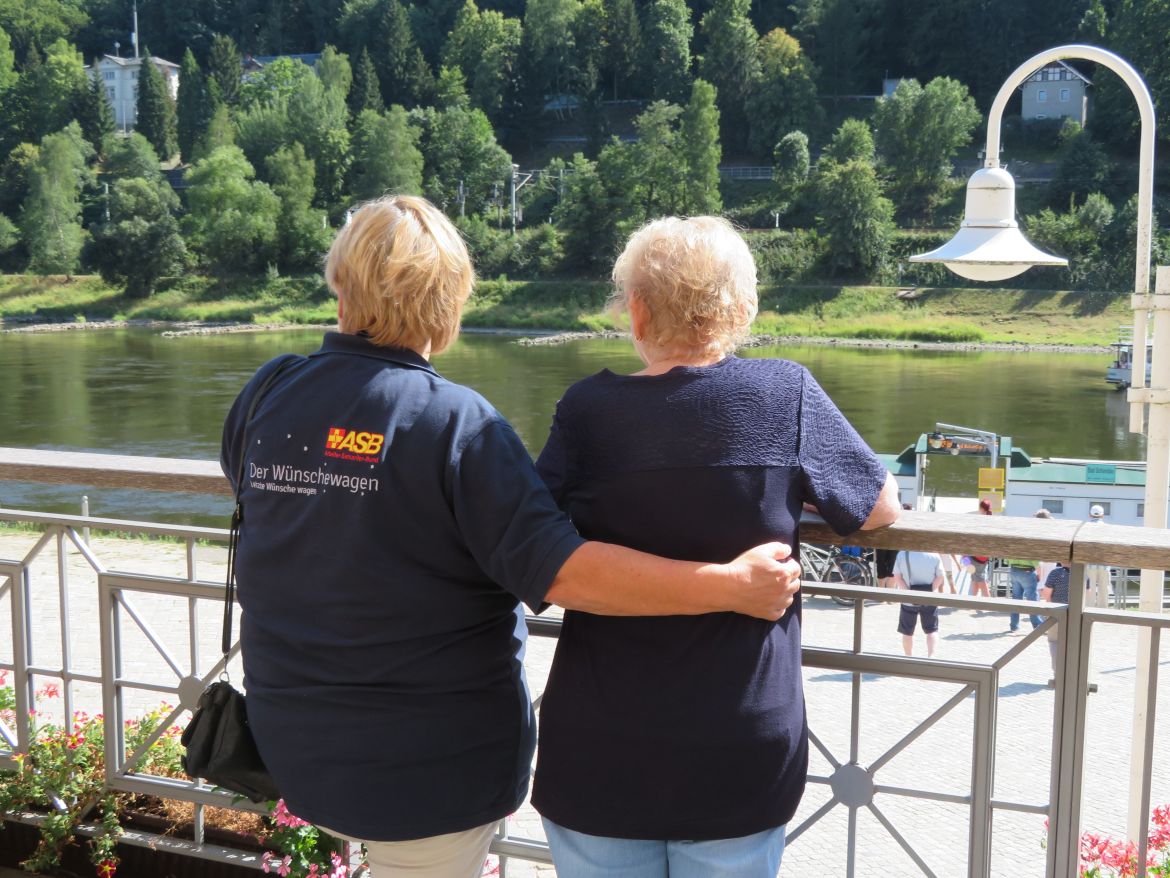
left=181, top=360, right=292, bottom=804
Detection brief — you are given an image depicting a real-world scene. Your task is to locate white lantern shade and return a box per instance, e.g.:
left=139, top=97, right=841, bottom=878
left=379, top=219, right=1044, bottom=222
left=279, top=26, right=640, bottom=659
left=909, top=167, right=1067, bottom=282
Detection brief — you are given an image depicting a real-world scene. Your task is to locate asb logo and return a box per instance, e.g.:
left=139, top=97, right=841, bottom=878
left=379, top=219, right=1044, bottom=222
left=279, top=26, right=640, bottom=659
left=325, top=426, right=385, bottom=456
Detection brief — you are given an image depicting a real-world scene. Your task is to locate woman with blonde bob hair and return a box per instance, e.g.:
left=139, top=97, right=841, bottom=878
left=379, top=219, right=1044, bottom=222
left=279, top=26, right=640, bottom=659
left=220, top=197, right=805, bottom=878
left=532, top=216, right=900, bottom=877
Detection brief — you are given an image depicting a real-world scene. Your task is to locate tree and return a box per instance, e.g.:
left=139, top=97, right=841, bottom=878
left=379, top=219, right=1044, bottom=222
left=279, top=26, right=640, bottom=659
left=317, top=45, right=352, bottom=100
left=90, top=177, right=186, bottom=297
left=698, top=0, right=760, bottom=153
left=680, top=79, right=721, bottom=214
left=239, top=56, right=316, bottom=108
left=176, top=49, right=214, bottom=164
left=872, top=77, right=980, bottom=219
left=1049, top=127, right=1111, bottom=209
left=265, top=142, right=332, bottom=271
left=792, top=0, right=879, bottom=99
left=0, top=0, right=88, bottom=60
left=235, top=100, right=292, bottom=171
left=0, top=142, right=38, bottom=215
left=102, top=132, right=161, bottom=180
left=602, top=0, right=639, bottom=99
left=22, top=39, right=88, bottom=141
left=773, top=130, right=809, bottom=201
left=441, top=1, right=522, bottom=123
left=0, top=213, right=17, bottom=263
left=522, top=0, right=582, bottom=104
left=744, top=28, right=820, bottom=157
left=350, top=106, right=424, bottom=199
left=73, top=65, right=115, bottom=156
left=136, top=54, right=178, bottom=160
left=622, top=100, right=686, bottom=217
left=285, top=68, right=352, bottom=211
left=1025, top=192, right=1114, bottom=290
left=209, top=34, right=242, bottom=107
left=416, top=104, right=512, bottom=215
left=371, top=0, right=434, bottom=107
left=21, top=124, right=91, bottom=276
left=551, top=152, right=620, bottom=271
left=0, top=25, right=16, bottom=93
left=198, top=103, right=236, bottom=158
left=823, top=117, right=873, bottom=165
left=640, top=0, right=692, bottom=103
left=184, top=145, right=281, bottom=273
left=349, top=47, right=383, bottom=115
left=815, top=158, right=893, bottom=279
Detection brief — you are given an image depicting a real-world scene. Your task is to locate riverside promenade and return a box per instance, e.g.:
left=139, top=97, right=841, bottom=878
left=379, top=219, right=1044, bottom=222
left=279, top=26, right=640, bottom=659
left=0, top=528, right=1166, bottom=877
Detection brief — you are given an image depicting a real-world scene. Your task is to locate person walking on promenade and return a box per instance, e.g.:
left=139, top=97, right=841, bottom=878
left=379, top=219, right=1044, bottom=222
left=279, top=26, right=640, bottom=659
left=220, top=197, right=804, bottom=878
left=968, top=498, right=993, bottom=599
left=1040, top=562, right=1099, bottom=692
left=1005, top=553, right=1042, bottom=632
left=530, top=216, right=901, bottom=878
left=893, top=550, right=944, bottom=657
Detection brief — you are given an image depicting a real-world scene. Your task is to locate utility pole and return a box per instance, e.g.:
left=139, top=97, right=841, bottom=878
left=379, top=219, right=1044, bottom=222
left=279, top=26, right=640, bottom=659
left=509, top=164, right=518, bottom=236
left=132, top=0, right=140, bottom=59
left=457, top=180, right=465, bottom=218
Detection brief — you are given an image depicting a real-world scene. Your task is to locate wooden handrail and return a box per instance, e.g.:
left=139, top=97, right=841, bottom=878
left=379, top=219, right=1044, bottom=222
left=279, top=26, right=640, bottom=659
left=4, top=446, right=1170, bottom=571
left=0, top=446, right=229, bottom=495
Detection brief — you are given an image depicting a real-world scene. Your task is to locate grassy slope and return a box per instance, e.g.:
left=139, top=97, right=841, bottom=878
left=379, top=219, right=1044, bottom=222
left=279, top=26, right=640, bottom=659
left=0, top=275, right=1132, bottom=346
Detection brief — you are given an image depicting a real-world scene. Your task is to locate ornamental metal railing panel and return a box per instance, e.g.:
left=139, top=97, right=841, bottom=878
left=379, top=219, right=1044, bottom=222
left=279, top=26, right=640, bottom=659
left=2, top=448, right=1170, bottom=876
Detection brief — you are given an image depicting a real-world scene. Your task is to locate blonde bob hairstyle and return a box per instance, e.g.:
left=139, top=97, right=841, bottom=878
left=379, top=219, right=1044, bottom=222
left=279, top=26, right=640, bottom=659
left=611, top=216, right=758, bottom=358
left=325, top=195, right=475, bottom=355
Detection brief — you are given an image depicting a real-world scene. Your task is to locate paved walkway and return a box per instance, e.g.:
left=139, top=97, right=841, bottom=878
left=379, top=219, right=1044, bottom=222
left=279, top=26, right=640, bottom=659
left=1, top=530, right=1167, bottom=877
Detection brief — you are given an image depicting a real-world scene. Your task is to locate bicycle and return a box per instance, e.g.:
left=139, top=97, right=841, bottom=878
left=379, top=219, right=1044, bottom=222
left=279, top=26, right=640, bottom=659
left=800, top=543, right=876, bottom=606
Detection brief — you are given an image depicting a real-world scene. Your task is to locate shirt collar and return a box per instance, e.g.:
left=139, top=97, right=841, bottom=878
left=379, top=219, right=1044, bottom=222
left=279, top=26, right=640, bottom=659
left=312, top=331, right=438, bottom=374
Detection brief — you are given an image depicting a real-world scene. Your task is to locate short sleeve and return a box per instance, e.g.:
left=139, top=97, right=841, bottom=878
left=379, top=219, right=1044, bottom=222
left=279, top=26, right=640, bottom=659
left=535, top=405, right=570, bottom=504
left=452, top=419, right=586, bottom=613
left=798, top=369, right=888, bottom=535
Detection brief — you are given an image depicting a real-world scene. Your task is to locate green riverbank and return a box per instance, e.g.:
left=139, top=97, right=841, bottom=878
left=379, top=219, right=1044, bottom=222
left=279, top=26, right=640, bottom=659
left=0, top=274, right=1132, bottom=347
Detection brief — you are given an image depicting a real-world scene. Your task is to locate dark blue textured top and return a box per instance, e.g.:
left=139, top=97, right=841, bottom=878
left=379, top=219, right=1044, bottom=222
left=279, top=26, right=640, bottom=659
left=220, top=332, right=585, bottom=841
left=532, top=356, right=887, bottom=840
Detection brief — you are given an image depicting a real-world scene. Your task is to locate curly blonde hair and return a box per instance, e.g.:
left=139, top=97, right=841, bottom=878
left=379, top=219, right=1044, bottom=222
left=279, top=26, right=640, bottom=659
left=611, top=216, right=758, bottom=358
left=325, top=195, right=474, bottom=355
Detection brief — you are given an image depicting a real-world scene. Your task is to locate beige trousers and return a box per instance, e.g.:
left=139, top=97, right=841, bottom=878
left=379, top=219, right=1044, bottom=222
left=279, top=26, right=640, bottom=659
left=321, top=820, right=496, bottom=878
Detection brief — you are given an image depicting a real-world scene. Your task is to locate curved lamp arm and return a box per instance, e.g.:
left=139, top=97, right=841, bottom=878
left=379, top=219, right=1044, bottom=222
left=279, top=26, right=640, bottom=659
left=984, top=45, right=1156, bottom=414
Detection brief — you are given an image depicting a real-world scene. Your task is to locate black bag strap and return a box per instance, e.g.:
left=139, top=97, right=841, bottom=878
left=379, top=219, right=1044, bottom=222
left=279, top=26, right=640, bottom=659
left=222, top=357, right=296, bottom=663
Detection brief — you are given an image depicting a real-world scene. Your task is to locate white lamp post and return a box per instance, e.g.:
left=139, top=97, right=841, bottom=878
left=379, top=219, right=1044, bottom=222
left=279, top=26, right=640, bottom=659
left=911, top=44, right=1165, bottom=866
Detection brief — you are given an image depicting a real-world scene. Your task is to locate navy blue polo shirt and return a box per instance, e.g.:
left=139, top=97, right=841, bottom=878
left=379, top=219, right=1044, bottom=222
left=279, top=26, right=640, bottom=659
left=532, top=356, right=887, bottom=840
left=220, top=332, right=584, bottom=841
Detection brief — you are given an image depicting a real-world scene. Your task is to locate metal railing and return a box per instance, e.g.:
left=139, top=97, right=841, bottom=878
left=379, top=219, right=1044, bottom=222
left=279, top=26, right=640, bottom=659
left=1, top=447, right=1169, bottom=875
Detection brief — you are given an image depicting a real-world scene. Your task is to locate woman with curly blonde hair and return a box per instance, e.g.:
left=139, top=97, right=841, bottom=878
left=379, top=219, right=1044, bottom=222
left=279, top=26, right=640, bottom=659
left=532, top=216, right=900, bottom=877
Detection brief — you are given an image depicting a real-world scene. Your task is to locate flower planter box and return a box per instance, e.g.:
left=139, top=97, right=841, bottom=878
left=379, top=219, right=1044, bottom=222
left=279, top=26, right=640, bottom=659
left=0, top=815, right=264, bottom=877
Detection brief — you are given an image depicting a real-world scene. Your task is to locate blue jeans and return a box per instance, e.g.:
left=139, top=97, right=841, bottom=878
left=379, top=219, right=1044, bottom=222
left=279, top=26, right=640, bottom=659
left=543, top=819, right=786, bottom=878
left=1010, top=567, right=1041, bottom=630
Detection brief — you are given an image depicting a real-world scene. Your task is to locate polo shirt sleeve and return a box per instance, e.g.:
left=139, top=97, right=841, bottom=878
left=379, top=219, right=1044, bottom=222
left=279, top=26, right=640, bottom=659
left=452, top=418, right=586, bottom=613
left=797, top=368, right=888, bottom=535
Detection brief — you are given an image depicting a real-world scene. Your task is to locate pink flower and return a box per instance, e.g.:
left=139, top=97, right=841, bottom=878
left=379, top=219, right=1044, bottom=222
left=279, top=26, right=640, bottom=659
left=37, top=683, right=60, bottom=699
left=261, top=851, right=275, bottom=874
left=277, top=855, right=292, bottom=877
left=271, top=799, right=311, bottom=828
left=330, top=851, right=348, bottom=877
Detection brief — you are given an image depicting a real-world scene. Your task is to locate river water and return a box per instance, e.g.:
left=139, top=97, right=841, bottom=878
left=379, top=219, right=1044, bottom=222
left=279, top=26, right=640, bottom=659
left=0, top=327, right=1145, bottom=526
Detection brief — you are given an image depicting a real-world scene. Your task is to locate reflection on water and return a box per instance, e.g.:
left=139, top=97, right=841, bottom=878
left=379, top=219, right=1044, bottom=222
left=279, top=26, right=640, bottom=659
left=0, top=329, right=1144, bottom=526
